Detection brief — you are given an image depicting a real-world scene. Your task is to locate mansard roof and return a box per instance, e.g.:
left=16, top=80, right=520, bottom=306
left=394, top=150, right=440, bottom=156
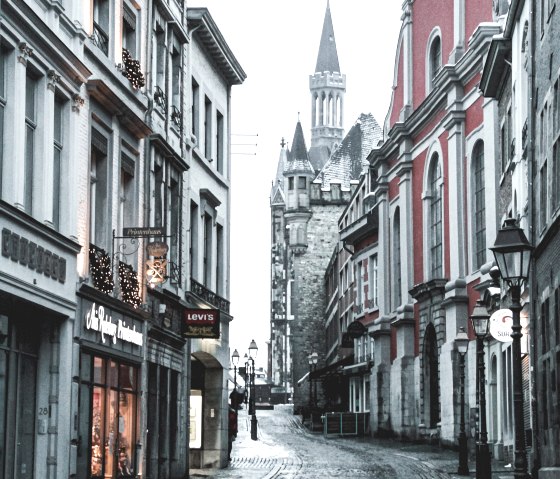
left=315, top=1, right=340, bottom=73
left=284, top=121, right=315, bottom=175
left=315, top=113, right=382, bottom=189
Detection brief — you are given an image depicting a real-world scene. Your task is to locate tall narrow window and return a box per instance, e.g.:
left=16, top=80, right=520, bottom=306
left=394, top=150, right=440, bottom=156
left=122, top=4, right=137, bottom=58
left=24, top=73, right=37, bottom=214
left=53, top=96, right=65, bottom=229
left=119, top=153, right=135, bottom=231
left=216, top=224, right=223, bottom=295
left=393, top=209, right=402, bottom=309
left=553, top=142, right=560, bottom=211
left=190, top=201, right=199, bottom=279
left=93, top=0, right=110, bottom=56
left=368, top=254, right=378, bottom=308
left=473, top=141, right=486, bottom=269
left=171, top=45, right=181, bottom=110
left=216, top=110, right=224, bottom=173
left=155, top=23, right=165, bottom=92
left=429, top=156, right=443, bottom=278
left=203, top=213, right=212, bottom=287
left=192, top=78, right=199, bottom=138
left=168, top=167, right=180, bottom=266
left=204, top=96, right=212, bottom=160
left=541, top=161, right=548, bottom=230
left=0, top=46, right=8, bottom=198
left=90, top=130, right=109, bottom=247
left=429, top=36, right=441, bottom=88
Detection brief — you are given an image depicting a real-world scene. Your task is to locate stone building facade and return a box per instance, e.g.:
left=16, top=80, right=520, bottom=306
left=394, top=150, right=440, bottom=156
left=0, top=1, right=244, bottom=477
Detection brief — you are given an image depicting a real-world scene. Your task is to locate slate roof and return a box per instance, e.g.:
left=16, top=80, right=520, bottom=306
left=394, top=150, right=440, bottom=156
left=315, top=1, right=340, bottom=74
left=284, top=121, right=315, bottom=176
left=314, top=113, right=383, bottom=189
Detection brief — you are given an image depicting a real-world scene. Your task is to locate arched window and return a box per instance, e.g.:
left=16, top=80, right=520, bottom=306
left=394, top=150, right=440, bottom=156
left=392, top=208, right=402, bottom=309
left=429, top=155, right=443, bottom=278
left=429, top=36, right=441, bottom=89
left=472, top=141, right=486, bottom=270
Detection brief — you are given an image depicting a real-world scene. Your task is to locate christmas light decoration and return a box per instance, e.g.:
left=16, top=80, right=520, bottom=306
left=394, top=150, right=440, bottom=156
left=89, top=245, right=114, bottom=294
left=119, top=261, right=141, bottom=308
left=121, top=48, right=145, bottom=89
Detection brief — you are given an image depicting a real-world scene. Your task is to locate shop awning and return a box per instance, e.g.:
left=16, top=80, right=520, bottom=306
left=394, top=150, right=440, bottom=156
left=341, top=360, right=373, bottom=376
left=309, top=355, right=354, bottom=380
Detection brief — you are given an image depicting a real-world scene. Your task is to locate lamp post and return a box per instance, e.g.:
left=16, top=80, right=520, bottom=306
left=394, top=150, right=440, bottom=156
left=231, top=349, right=239, bottom=408
left=243, top=353, right=249, bottom=407
left=248, top=339, right=258, bottom=440
left=471, top=300, right=492, bottom=479
left=455, top=328, right=470, bottom=476
left=491, top=217, right=533, bottom=478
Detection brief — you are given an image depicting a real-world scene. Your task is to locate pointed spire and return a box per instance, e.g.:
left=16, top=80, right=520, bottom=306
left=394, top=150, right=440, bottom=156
left=285, top=121, right=314, bottom=175
left=315, top=0, right=340, bottom=73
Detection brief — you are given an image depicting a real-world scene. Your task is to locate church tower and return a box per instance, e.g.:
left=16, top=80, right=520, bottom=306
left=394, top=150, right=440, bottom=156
left=308, top=0, right=346, bottom=172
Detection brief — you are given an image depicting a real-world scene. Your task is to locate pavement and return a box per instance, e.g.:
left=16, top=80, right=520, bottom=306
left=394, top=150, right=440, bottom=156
left=189, top=405, right=518, bottom=479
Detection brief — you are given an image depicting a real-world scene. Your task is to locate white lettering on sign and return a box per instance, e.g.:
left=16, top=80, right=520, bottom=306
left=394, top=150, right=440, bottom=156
left=85, top=303, right=143, bottom=347
left=186, top=312, right=216, bottom=322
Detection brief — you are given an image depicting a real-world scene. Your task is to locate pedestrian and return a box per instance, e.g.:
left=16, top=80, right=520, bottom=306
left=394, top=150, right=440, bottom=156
left=228, top=402, right=238, bottom=461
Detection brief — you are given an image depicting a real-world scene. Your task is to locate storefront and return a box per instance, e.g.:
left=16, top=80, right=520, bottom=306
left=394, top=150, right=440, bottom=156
left=75, top=290, right=146, bottom=479
left=1, top=210, right=80, bottom=479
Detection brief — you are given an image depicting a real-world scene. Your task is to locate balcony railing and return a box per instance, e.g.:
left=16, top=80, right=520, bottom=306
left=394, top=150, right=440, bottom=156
left=190, top=278, right=230, bottom=314
left=171, top=105, right=182, bottom=129
left=91, top=22, right=109, bottom=56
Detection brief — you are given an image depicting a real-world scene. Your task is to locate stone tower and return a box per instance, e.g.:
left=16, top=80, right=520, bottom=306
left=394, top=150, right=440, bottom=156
left=308, top=0, right=346, bottom=172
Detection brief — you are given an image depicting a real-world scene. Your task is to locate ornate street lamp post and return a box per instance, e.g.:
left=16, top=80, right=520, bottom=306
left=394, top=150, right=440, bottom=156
left=231, top=349, right=239, bottom=407
left=455, top=328, right=469, bottom=476
left=248, top=339, right=258, bottom=440
left=491, top=217, right=533, bottom=478
left=471, top=300, right=491, bottom=479
left=307, top=352, right=318, bottom=409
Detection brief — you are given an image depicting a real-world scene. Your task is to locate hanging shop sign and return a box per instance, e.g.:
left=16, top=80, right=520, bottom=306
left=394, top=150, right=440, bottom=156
left=347, top=320, right=366, bottom=339
left=146, top=241, right=168, bottom=257
left=183, top=308, right=220, bottom=339
left=489, top=308, right=513, bottom=343
left=84, top=301, right=143, bottom=347
left=122, top=227, right=165, bottom=237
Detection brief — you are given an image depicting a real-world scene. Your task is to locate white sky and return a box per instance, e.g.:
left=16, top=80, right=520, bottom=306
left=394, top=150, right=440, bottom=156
left=192, top=1, right=403, bottom=367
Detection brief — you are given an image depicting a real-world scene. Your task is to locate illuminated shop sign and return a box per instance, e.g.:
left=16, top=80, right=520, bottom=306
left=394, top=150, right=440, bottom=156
left=183, top=308, right=220, bottom=339
left=1, top=228, right=67, bottom=283
left=85, top=302, right=143, bottom=347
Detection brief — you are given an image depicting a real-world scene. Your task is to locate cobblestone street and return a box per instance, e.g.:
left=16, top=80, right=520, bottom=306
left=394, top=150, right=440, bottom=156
left=190, top=406, right=515, bottom=479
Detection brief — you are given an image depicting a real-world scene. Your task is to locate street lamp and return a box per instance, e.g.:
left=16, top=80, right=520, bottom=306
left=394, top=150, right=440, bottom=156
left=243, top=353, right=249, bottom=407
left=470, top=300, right=491, bottom=479
left=491, top=217, right=533, bottom=478
left=248, top=340, right=258, bottom=440
left=308, top=352, right=318, bottom=408
left=455, top=328, right=469, bottom=476
left=231, top=349, right=239, bottom=407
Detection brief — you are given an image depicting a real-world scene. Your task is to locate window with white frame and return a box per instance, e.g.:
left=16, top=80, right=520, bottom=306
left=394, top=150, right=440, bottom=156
left=368, top=253, right=378, bottom=308
left=24, top=72, right=38, bottom=214
left=192, top=77, right=199, bottom=138
left=216, top=223, right=224, bottom=296
left=428, top=155, right=443, bottom=278
left=118, top=151, right=136, bottom=233
left=122, top=3, right=138, bottom=58
left=93, top=0, right=110, bottom=56
left=52, top=95, right=66, bottom=230
left=152, top=151, right=182, bottom=269
left=356, top=260, right=364, bottom=309
left=90, top=129, right=110, bottom=248
left=190, top=201, right=199, bottom=279
left=472, top=141, right=486, bottom=269
left=203, top=212, right=212, bottom=287
left=204, top=95, right=212, bottom=160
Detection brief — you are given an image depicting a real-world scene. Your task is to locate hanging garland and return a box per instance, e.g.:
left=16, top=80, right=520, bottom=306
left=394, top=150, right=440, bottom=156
left=122, top=48, right=145, bottom=89
left=89, top=246, right=114, bottom=294
left=119, top=261, right=141, bottom=308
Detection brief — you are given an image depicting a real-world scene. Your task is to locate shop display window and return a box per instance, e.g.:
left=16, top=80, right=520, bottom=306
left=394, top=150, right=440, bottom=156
left=80, top=353, right=139, bottom=478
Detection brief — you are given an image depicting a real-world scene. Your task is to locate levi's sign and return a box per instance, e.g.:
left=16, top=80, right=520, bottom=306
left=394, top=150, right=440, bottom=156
left=183, top=308, right=220, bottom=339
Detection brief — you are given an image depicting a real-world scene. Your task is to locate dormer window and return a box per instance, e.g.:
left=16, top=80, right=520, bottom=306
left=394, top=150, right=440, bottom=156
left=288, top=177, right=294, bottom=190
left=298, top=176, right=307, bottom=189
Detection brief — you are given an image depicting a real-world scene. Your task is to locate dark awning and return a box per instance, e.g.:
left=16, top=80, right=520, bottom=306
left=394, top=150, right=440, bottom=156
left=310, top=355, right=354, bottom=380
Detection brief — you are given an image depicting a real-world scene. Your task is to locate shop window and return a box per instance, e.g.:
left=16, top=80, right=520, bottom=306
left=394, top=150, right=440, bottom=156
left=80, top=353, right=139, bottom=479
